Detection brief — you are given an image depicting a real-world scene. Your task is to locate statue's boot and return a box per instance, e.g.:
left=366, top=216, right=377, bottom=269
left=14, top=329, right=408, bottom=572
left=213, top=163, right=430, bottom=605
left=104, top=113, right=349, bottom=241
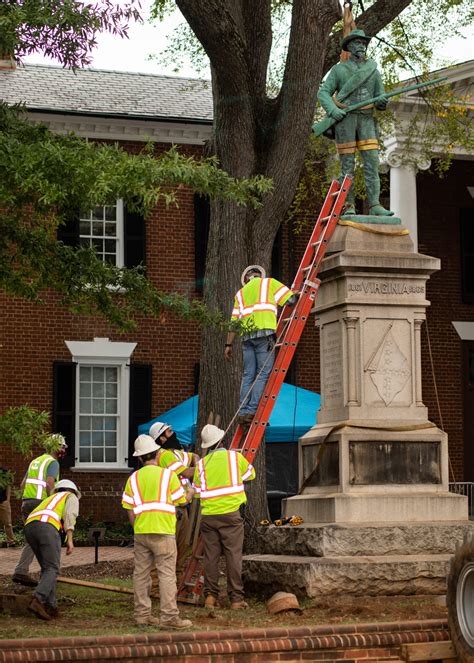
left=338, top=153, right=356, bottom=215
left=369, top=204, right=395, bottom=216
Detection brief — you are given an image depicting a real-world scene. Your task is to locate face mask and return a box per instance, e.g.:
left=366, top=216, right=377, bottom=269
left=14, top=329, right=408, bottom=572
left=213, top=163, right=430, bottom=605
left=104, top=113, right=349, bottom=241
left=160, top=432, right=183, bottom=450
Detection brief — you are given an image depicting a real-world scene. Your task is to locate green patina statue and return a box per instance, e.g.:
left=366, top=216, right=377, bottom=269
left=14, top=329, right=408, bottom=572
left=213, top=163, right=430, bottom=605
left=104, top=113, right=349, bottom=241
left=317, top=28, right=393, bottom=217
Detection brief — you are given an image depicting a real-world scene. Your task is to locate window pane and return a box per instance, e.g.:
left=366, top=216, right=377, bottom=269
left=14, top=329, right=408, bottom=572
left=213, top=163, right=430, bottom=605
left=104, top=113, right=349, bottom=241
left=93, top=367, right=105, bottom=382
left=79, top=432, right=91, bottom=446
left=92, top=382, right=104, bottom=398
left=81, top=367, right=92, bottom=381
left=92, top=399, right=104, bottom=414
left=104, top=432, right=116, bottom=446
left=79, top=416, right=91, bottom=430
left=92, top=448, right=104, bottom=462
left=80, top=398, right=92, bottom=413
left=105, top=399, right=117, bottom=414
left=80, top=220, right=90, bottom=235
left=104, top=417, right=116, bottom=431
left=105, top=448, right=117, bottom=462
left=92, top=206, right=104, bottom=220
left=106, top=367, right=117, bottom=381
left=92, top=222, right=103, bottom=237
left=80, top=382, right=91, bottom=397
left=79, top=448, right=91, bottom=463
left=104, top=239, right=116, bottom=253
left=106, top=383, right=117, bottom=398
left=92, top=238, right=103, bottom=253
left=92, top=417, right=103, bottom=431
left=104, top=206, right=116, bottom=221
left=105, top=223, right=116, bottom=236
left=92, top=431, right=103, bottom=444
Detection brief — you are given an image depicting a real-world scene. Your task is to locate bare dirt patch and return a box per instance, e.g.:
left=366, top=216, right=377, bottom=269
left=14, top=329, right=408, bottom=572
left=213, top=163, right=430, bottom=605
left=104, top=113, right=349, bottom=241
left=0, top=559, right=447, bottom=640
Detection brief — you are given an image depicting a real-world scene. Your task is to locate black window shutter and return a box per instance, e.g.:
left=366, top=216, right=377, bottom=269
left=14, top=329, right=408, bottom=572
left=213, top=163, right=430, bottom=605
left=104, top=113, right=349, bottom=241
left=57, top=211, right=80, bottom=247
left=128, top=364, right=152, bottom=468
left=194, top=194, right=210, bottom=292
left=124, top=207, right=146, bottom=269
left=52, top=361, right=76, bottom=468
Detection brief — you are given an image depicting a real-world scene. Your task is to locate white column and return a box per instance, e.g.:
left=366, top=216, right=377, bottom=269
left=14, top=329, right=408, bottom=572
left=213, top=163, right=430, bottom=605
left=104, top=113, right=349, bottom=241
left=385, top=151, right=431, bottom=252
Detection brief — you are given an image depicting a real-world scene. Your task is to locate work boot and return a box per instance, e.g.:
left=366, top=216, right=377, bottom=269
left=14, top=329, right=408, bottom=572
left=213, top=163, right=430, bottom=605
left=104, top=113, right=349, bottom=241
left=29, top=597, right=52, bottom=621
left=204, top=595, right=217, bottom=609
left=46, top=605, right=60, bottom=618
left=12, top=573, right=38, bottom=587
left=135, top=614, right=161, bottom=626
left=159, top=616, right=193, bottom=629
left=230, top=600, right=249, bottom=610
left=369, top=204, right=394, bottom=216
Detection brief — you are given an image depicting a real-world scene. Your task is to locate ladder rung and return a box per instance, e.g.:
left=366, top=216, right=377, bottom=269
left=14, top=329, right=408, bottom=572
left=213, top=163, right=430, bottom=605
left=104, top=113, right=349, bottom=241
left=311, top=240, right=322, bottom=248
left=302, top=266, right=311, bottom=272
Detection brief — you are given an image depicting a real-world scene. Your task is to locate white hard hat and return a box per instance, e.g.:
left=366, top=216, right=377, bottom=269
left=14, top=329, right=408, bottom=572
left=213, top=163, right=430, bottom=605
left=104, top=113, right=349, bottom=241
left=149, top=421, right=171, bottom=441
left=133, top=434, right=160, bottom=457
left=201, top=424, right=225, bottom=449
left=55, top=479, right=79, bottom=495
left=241, top=265, right=266, bottom=286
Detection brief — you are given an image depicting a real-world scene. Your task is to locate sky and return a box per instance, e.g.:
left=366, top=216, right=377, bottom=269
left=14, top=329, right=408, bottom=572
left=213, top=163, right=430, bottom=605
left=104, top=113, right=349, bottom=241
left=23, top=3, right=474, bottom=78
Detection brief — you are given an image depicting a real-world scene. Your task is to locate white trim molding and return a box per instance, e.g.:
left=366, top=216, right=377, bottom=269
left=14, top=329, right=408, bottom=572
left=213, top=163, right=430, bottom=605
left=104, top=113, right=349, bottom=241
left=452, top=322, right=474, bottom=341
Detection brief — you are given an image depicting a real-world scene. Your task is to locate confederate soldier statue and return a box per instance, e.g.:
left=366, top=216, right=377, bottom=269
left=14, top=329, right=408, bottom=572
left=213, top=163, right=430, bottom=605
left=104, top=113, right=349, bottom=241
left=317, top=28, right=394, bottom=217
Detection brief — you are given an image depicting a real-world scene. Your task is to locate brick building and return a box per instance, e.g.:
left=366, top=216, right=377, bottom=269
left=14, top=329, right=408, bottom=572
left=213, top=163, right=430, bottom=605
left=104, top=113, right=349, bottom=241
left=1, top=60, right=473, bottom=525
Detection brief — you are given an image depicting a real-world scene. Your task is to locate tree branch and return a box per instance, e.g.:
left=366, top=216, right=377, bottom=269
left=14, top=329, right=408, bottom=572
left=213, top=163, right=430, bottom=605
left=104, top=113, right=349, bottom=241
left=323, top=0, right=413, bottom=73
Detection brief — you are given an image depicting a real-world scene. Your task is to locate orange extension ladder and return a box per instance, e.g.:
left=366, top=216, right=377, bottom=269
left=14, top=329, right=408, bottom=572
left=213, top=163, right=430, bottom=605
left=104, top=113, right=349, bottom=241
left=177, top=176, right=352, bottom=604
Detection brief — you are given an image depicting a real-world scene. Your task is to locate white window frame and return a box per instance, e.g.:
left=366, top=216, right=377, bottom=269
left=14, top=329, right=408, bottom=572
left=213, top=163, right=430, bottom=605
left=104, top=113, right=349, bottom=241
left=79, top=199, right=124, bottom=267
left=65, top=337, right=136, bottom=470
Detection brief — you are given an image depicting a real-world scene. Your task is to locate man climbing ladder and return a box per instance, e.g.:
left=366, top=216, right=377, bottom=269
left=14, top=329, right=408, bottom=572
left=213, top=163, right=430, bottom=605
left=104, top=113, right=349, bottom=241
left=178, top=176, right=352, bottom=604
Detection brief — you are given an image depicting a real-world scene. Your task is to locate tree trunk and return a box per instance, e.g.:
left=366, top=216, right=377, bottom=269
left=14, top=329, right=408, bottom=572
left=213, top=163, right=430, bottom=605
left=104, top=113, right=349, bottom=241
left=178, top=0, right=418, bottom=526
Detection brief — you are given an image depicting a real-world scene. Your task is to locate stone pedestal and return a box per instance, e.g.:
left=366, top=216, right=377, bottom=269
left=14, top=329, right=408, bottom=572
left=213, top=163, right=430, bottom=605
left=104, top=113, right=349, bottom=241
left=283, top=221, right=468, bottom=524
left=243, top=219, right=470, bottom=597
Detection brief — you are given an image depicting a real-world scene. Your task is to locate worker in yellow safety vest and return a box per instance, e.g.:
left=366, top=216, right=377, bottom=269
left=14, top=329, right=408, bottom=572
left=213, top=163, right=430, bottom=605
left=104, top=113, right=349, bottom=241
left=194, top=424, right=256, bottom=610
left=122, top=434, right=194, bottom=628
left=24, top=479, right=80, bottom=621
left=149, top=421, right=200, bottom=576
left=225, top=265, right=296, bottom=424
left=12, top=433, right=67, bottom=587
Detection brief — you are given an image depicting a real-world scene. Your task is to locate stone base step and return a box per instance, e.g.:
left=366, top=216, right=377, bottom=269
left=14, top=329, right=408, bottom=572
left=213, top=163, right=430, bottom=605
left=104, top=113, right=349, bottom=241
left=282, top=492, right=468, bottom=523
left=243, top=553, right=452, bottom=597
left=258, top=521, right=474, bottom=557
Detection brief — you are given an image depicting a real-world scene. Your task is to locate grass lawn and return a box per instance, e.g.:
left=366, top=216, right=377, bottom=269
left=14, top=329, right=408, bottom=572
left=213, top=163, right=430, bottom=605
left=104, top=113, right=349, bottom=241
left=0, top=572, right=447, bottom=640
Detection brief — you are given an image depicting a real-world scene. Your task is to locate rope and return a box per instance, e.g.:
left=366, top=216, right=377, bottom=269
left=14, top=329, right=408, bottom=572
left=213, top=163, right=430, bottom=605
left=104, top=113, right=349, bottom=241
left=424, top=316, right=456, bottom=482
left=338, top=219, right=410, bottom=235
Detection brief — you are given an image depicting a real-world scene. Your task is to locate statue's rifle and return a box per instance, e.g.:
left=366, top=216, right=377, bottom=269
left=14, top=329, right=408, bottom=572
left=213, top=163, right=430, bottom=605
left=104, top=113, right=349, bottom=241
left=312, top=76, right=448, bottom=138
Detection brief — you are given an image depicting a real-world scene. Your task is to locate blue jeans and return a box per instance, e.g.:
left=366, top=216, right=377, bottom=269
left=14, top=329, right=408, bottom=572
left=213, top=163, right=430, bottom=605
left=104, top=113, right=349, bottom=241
left=239, top=335, right=275, bottom=416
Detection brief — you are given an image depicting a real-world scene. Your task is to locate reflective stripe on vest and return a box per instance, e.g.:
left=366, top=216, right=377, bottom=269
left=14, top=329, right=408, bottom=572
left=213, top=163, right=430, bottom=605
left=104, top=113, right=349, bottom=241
left=197, top=450, right=245, bottom=500
left=130, top=469, right=175, bottom=515
left=25, top=491, right=69, bottom=530
left=233, top=278, right=279, bottom=319
left=173, top=450, right=191, bottom=487
left=24, top=455, right=56, bottom=500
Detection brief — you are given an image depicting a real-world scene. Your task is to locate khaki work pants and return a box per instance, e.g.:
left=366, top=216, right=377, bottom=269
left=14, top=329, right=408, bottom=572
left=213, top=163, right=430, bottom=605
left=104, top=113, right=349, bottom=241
left=200, top=509, right=245, bottom=603
left=0, top=501, right=14, bottom=544
left=150, top=507, right=190, bottom=595
left=133, top=533, right=179, bottom=621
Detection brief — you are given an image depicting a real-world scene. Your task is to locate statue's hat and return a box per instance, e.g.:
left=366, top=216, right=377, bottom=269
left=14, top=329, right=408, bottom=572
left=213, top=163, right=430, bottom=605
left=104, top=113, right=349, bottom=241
left=341, top=28, right=371, bottom=52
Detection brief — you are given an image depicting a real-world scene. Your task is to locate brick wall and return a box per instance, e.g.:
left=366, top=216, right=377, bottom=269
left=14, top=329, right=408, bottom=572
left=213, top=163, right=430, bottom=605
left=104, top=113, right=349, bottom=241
left=0, top=619, right=451, bottom=662
left=1, top=140, right=204, bottom=524
left=417, top=159, right=474, bottom=480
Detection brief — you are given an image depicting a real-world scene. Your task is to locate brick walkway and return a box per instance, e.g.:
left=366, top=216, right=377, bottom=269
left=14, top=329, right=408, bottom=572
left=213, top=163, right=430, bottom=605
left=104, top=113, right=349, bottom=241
left=0, top=546, right=133, bottom=576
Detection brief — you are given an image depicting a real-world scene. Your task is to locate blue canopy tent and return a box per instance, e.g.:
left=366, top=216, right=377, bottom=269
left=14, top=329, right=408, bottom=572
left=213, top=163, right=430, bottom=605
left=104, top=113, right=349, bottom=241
left=138, top=383, right=320, bottom=445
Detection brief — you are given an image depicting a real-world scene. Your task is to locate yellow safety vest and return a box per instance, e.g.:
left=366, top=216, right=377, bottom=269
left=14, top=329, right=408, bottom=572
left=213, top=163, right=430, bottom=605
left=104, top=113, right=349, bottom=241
left=25, top=491, right=71, bottom=531
left=23, top=454, right=59, bottom=500
left=193, top=449, right=256, bottom=516
left=231, top=277, right=293, bottom=334
left=121, top=464, right=186, bottom=535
